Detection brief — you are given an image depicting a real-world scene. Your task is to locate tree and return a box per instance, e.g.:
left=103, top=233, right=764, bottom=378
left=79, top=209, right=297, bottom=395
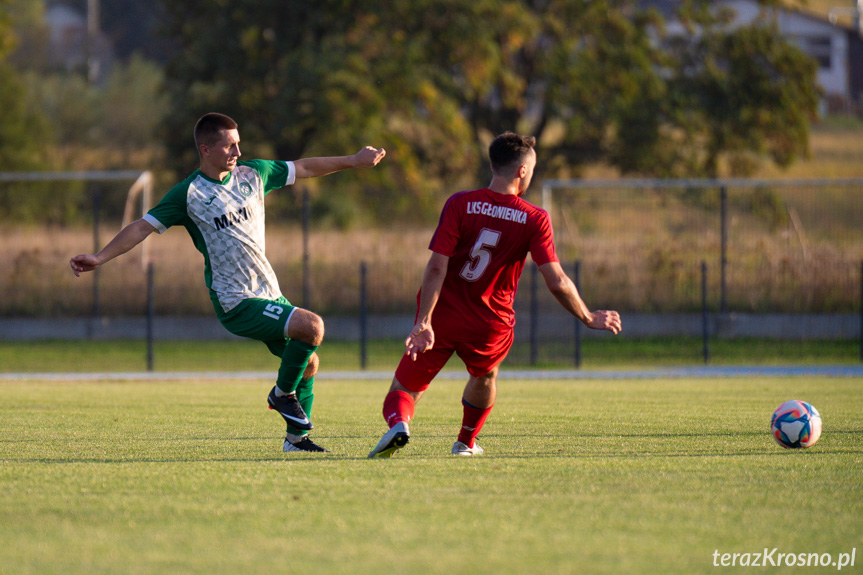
left=0, top=0, right=60, bottom=223
left=0, top=0, right=49, bottom=170
left=159, top=0, right=821, bottom=224
left=1, top=0, right=170, bottom=223
left=374, top=0, right=818, bottom=179
left=101, top=0, right=173, bottom=62
left=647, top=0, right=820, bottom=177
left=161, top=0, right=480, bottom=224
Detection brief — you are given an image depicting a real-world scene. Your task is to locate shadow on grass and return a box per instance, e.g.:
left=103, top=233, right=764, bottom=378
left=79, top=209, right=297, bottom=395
left=8, top=446, right=861, bottom=464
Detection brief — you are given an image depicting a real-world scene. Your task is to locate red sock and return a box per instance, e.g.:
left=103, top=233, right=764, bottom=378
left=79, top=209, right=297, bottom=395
left=457, top=399, right=493, bottom=448
left=382, top=390, right=415, bottom=428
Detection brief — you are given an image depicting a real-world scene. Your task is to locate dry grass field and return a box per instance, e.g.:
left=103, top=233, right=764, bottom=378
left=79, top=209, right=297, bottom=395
left=3, top=225, right=432, bottom=316
left=2, top=123, right=862, bottom=317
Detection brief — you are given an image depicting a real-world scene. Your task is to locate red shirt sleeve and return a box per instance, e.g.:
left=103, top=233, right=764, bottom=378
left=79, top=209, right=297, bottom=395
left=428, top=192, right=465, bottom=257
left=528, top=210, right=558, bottom=266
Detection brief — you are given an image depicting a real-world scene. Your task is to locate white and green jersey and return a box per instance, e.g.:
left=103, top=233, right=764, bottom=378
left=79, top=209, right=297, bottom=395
left=143, top=160, right=295, bottom=315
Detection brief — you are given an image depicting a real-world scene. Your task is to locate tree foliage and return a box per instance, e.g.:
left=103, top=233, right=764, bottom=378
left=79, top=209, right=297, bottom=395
left=1, top=0, right=171, bottom=224
left=161, top=0, right=820, bottom=223
left=0, top=0, right=49, bottom=170
left=656, top=1, right=820, bottom=177
left=0, top=0, right=58, bottom=223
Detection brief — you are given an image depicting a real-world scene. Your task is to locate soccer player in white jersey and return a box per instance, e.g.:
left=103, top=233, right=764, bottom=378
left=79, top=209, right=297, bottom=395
left=70, top=113, right=386, bottom=453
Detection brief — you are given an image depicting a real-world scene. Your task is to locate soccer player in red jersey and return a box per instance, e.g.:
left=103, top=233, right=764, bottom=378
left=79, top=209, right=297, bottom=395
left=368, top=132, right=622, bottom=458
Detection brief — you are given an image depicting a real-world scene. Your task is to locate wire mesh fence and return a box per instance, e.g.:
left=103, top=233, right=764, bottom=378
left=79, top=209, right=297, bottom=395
left=1, top=177, right=861, bottom=367
left=540, top=179, right=863, bottom=314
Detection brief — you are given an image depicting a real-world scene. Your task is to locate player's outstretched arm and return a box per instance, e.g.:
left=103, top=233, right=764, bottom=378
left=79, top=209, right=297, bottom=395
left=405, top=251, right=449, bottom=360
left=293, top=146, right=386, bottom=179
left=70, top=219, right=156, bottom=277
left=539, top=261, right=622, bottom=334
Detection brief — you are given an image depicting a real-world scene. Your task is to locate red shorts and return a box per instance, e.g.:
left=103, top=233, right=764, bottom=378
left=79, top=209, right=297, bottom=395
left=395, top=314, right=514, bottom=393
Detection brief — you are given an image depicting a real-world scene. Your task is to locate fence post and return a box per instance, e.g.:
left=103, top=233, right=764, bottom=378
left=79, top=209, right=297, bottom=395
left=574, top=260, right=582, bottom=369
left=360, top=262, right=368, bottom=370
left=146, top=261, right=154, bottom=372
left=860, top=260, right=862, bottom=363
left=720, top=186, right=728, bottom=313
left=530, top=264, right=538, bottom=366
left=92, top=186, right=101, bottom=318
left=302, top=188, right=311, bottom=308
left=702, top=261, right=709, bottom=364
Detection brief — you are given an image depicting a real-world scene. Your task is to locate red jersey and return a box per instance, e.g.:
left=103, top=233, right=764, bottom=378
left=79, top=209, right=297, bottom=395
left=427, top=188, right=558, bottom=329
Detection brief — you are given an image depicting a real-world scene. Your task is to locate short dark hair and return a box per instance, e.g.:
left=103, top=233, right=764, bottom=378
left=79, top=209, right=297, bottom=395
left=488, top=132, right=536, bottom=176
left=193, top=113, right=238, bottom=151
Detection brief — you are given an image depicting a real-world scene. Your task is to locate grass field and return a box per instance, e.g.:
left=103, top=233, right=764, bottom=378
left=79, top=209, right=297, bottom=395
left=1, top=375, right=860, bottom=574
left=0, top=337, right=860, bottom=373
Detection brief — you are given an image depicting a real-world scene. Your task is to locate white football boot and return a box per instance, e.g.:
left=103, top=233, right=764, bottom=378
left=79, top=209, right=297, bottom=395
left=451, top=441, right=484, bottom=456
left=368, top=421, right=411, bottom=458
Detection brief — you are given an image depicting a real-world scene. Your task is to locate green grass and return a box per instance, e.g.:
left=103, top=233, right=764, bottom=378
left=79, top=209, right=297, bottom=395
left=0, top=376, right=861, bottom=574
left=0, top=337, right=859, bottom=373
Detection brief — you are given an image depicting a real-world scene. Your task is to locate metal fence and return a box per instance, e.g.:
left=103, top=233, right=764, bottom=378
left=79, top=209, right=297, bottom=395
left=538, top=178, right=863, bottom=314
left=1, top=177, right=861, bottom=363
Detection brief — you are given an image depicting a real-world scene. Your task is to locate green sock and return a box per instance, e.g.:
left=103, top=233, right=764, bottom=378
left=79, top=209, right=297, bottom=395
left=297, top=376, right=315, bottom=415
left=286, top=376, right=315, bottom=437
left=276, top=340, right=318, bottom=395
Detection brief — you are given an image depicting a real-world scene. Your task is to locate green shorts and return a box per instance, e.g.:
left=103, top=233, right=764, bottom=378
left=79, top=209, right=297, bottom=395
left=217, top=295, right=297, bottom=357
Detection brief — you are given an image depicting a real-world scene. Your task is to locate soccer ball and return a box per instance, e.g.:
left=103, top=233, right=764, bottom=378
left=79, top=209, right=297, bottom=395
left=770, top=400, right=822, bottom=449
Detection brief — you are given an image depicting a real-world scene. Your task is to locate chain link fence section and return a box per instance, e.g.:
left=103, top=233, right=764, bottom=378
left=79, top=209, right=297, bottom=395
left=539, top=178, right=863, bottom=314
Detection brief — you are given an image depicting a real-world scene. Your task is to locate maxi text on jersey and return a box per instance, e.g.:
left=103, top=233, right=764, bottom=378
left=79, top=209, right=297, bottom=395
left=213, top=205, right=253, bottom=231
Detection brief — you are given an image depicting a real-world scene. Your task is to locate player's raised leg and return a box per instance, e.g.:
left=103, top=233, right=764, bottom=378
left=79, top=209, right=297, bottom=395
left=267, top=308, right=323, bottom=432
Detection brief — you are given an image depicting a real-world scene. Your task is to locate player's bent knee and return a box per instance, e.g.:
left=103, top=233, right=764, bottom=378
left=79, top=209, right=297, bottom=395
left=304, top=352, right=320, bottom=379
left=309, top=315, right=325, bottom=346
left=475, top=366, right=498, bottom=384
left=287, top=309, right=325, bottom=346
